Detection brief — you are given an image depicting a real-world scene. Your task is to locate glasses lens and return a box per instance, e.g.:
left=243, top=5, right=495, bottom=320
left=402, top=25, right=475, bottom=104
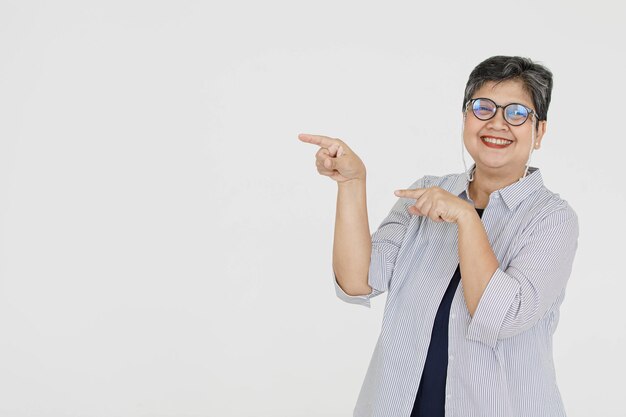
left=504, top=104, right=529, bottom=125
left=472, top=99, right=496, bottom=120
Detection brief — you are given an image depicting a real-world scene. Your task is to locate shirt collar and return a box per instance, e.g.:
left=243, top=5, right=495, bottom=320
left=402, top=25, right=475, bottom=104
left=451, top=163, right=544, bottom=211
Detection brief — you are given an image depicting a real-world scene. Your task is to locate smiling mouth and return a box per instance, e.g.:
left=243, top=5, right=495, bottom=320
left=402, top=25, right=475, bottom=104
left=481, top=136, right=513, bottom=147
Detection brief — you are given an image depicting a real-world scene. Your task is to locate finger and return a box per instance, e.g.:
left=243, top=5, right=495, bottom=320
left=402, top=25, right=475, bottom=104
left=426, top=202, right=446, bottom=222
left=298, top=133, right=339, bottom=148
left=316, top=153, right=339, bottom=175
left=323, top=157, right=337, bottom=170
left=394, top=188, right=427, bottom=199
left=315, top=154, right=334, bottom=173
left=428, top=211, right=441, bottom=222
left=408, top=205, right=428, bottom=217
left=315, top=148, right=332, bottom=165
left=432, top=203, right=450, bottom=223
left=328, top=144, right=347, bottom=158
left=316, top=148, right=330, bottom=158
left=328, top=143, right=340, bottom=157
left=408, top=206, right=420, bottom=216
left=423, top=206, right=442, bottom=222
left=417, top=200, right=433, bottom=218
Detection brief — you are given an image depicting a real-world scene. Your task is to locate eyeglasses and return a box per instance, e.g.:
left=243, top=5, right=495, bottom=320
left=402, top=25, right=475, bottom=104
left=465, top=98, right=536, bottom=126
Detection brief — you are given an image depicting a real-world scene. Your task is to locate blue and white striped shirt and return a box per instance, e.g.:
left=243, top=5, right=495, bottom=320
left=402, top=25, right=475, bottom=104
left=333, top=165, right=579, bottom=417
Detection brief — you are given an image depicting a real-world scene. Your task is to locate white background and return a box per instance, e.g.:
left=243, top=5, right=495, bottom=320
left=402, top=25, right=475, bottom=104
left=1, top=1, right=624, bottom=416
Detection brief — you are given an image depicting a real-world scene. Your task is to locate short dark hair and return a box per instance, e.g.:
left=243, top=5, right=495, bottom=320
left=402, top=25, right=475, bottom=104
left=462, top=56, right=553, bottom=122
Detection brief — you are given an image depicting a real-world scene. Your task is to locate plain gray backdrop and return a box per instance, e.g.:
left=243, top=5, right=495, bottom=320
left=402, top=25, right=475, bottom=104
left=1, top=1, right=624, bottom=416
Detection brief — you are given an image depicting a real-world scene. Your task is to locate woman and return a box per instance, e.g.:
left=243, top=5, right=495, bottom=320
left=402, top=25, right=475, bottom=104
left=298, top=56, right=579, bottom=417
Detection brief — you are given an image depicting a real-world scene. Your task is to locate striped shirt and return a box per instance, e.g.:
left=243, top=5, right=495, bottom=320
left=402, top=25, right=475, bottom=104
left=333, top=165, right=579, bottom=417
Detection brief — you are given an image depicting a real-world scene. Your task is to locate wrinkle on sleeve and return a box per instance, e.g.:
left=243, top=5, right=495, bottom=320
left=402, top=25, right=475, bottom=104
left=333, top=177, right=426, bottom=308
left=466, top=206, right=579, bottom=347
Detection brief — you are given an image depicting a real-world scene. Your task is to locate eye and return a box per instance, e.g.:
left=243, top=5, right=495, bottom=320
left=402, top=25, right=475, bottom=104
left=506, top=104, right=528, bottom=120
left=473, top=99, right=495, bottom=116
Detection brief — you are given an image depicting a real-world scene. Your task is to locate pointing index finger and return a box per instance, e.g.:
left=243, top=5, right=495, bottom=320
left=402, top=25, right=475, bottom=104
left=298, top=133, right=338, bottom=148
left=394, top=188, right=427, bottom=198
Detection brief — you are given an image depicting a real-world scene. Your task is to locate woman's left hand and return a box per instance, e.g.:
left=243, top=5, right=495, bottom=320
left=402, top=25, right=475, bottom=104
left=393, top=187, right=474, bottom=224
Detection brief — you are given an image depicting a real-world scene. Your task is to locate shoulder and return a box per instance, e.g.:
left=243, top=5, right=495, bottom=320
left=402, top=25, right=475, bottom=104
left=530, top=185, right=578, bottom=224
left=521, top=184, right=579, bottom=242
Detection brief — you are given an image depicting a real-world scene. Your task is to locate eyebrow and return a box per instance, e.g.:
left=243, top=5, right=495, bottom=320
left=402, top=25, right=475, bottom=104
left=473, top=97, right=535, bottom=111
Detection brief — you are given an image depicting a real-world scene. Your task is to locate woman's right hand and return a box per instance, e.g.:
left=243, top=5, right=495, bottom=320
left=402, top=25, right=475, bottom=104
left=298, top=133, right=367, bottom=184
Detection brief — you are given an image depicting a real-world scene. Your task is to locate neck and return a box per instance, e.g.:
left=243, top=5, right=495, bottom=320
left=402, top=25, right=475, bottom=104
left=468, top=165, right=527, bottom=207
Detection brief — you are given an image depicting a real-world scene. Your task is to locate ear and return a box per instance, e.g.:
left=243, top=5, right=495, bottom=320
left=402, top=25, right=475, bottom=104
left=535, top=120, right=547, bottom=149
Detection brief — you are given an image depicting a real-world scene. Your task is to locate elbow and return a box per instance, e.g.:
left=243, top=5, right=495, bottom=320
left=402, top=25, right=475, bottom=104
left=334, top=271, right=372, bottom=296
left=343, top=283, right=373, bottom=297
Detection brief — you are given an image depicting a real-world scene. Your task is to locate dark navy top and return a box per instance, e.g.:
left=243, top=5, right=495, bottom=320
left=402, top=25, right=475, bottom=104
left=411, top=207, right=484, bottom=417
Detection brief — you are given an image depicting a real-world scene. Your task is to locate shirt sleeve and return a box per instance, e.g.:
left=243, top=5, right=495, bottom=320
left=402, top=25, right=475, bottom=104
left=466, top=206, right=579, bottom=348
left=333, top=177, right=426, bottom=308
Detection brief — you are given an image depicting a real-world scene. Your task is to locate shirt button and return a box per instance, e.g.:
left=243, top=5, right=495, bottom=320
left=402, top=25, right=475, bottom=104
left=450, top=313, right=456, bottom=319
left=449, top=355, right=454, bottom=361
left=446, top=394, right=451, bottom=399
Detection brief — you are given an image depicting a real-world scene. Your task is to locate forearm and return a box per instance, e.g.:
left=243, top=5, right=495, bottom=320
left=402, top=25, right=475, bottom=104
left=457, top=209, right=500, bottom=317
left=333, top=179, right=372, bottom=296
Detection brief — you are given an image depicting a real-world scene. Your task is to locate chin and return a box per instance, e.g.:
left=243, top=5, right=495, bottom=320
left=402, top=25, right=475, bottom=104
left=473, top=157, right=515, bottom=168
left=475, top=161, right=527, bottom=175
left=475, top=162, right=507, bottom=171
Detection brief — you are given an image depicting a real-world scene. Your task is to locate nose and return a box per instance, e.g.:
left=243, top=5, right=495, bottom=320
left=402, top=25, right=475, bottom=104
left=484, top=107, right=510, bottom=130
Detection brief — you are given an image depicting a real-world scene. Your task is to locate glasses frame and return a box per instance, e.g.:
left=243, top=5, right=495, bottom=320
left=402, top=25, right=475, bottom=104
left=465, top=97, right=536, bottom=126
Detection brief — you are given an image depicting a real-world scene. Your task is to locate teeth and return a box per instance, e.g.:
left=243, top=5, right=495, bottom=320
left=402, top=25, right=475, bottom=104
left=482, top=137, right=512, bottom=145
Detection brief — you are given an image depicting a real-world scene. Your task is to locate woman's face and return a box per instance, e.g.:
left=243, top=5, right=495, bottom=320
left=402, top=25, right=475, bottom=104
left=463, top=79, right=546, bottom=179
